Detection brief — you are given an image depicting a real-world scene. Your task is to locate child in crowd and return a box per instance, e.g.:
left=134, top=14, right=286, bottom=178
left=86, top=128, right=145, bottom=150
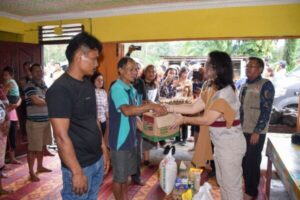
left=2, top=67, right=22, bottom=164
left=2, top=66, right=20, bottom=104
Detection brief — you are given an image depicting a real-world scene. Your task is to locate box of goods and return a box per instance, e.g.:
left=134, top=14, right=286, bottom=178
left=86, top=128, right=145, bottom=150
left=159, top=97, right=192, bottom=105
left=142, top=112, right=180, bottom=142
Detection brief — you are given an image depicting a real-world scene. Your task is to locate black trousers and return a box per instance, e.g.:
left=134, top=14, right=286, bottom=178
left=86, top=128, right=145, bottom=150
left=100, top=121, right=106, bottom=136
left=175, top=124, right=188, bottom=142
left=8, top=121, right=17, bottom=150
left=242, top=133, right=266, bottom=197
left=131, top=130, right=142, bottom=183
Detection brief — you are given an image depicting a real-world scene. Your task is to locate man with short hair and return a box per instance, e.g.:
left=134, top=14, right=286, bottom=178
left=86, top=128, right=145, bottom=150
left=239, top=57, right=275, bottom=200
left=25, top=63, right=52, bottom=182
left=18, top=61, right=32, bottom=136
left=109, top=56, right=166, bottom=200
left=46, top=32, right=110, bottom=199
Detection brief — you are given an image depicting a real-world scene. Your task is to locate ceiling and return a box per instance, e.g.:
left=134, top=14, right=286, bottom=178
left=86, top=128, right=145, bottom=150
left=0, top=0, right=299, bottom=22
left=0, top=0, right=195, bottom=17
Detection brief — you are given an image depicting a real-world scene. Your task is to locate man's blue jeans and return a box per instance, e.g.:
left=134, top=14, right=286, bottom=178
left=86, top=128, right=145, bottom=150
left=61, top=156, right=104, bottom=200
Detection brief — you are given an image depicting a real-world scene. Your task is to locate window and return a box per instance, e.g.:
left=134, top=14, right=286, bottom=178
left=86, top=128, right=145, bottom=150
left=39, top=23, right=84, bottom=44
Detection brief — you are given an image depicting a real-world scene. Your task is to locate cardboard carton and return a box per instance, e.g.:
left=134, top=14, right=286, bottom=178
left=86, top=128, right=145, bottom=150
left=142, top=112, right=180, bottom=142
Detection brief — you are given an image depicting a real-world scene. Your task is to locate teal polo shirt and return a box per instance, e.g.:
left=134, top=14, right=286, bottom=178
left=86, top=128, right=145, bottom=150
left=108, top=79, right=138, bottom=150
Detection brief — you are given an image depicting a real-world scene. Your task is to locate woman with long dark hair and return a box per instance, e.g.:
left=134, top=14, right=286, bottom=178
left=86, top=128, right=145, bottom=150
left=159, top=67, right=178, bottom=99
left=173, top=67, right=192, bottom=145
left=140, top=64, right=161, bottom=164
left=91, top=72, right=108, bottom=136
left=166, top=51, right=246, bottom=200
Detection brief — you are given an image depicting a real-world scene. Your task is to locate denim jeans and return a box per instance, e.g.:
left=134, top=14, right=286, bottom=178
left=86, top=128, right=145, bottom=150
left=61, top=156, right=104, bottom=200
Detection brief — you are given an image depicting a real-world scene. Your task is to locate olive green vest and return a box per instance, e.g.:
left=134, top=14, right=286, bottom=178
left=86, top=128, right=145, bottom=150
left=240, top=78, right=269, bottom=134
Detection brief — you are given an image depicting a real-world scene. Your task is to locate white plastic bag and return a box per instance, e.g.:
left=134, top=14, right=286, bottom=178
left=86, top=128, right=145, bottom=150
left=159, top=149, right=177, bottom=195
left=192, top=182, right=213, bottom=200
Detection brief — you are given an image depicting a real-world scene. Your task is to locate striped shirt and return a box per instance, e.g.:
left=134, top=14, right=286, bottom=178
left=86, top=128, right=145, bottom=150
left=95, top=88, right=108, bottom=123
left=24, top=80, right=48, bottom=122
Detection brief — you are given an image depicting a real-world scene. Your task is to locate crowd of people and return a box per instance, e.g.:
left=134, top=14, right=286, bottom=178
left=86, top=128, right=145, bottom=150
left=0, top=31, right=275, bottom=200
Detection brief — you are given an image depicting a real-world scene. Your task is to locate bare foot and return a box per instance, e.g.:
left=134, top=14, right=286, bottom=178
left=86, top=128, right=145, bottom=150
left=9, top=159, right=22, bottom=165
left=37, top=167, right=52, bottom=173
left=0, top=172, right=8, bottom=178
left=0, top=188, right=13, bottom=195
left=30, top=173, right=40, bottom=182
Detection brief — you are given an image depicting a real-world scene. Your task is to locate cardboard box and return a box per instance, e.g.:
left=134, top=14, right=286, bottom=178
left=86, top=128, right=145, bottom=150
left=142, top=112, right=180, bottom=142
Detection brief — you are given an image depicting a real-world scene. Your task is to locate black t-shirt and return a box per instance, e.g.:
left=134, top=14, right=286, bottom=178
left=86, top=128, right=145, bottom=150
left=46, top=73, right=102, bottom=168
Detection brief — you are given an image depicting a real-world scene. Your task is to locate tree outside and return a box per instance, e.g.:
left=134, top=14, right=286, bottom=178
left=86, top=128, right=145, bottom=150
left=124, top=39, right=300, bottom=72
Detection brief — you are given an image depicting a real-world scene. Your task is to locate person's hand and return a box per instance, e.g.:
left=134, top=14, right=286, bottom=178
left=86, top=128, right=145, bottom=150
left=128, top=45, right=135, bottom=53
left=166, top=74, right=175, bottom=82
left=152, top=104, right=168, bottom=116
left=169, top=115, right=184, bottom=129
left=250, top=133, right=260, bottom=145
left=72, top=171, right=88, bottom=196
left=7, top=105, right=14, bottom=112
left=173, top=79, right=179, bottom=87
left=136, top=117, right=143, bottom=131
left=102, top=146, right=110, bottom=175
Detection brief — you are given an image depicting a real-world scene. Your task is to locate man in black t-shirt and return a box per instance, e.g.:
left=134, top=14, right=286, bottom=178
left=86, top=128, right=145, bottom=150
left=46, top=32, right=110, bottom=200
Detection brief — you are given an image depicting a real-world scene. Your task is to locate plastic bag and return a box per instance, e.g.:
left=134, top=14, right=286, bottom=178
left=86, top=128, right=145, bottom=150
left=159, top=149, right=177, bottom=195
left=192, top=182, right=213, bottom=200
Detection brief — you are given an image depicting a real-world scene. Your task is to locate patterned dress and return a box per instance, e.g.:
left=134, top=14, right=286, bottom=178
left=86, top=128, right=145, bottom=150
left=0, top=99, right=8, bottom=170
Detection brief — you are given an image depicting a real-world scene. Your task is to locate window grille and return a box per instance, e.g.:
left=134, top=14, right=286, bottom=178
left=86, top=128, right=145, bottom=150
left=39, top=23, right=84, bottom=44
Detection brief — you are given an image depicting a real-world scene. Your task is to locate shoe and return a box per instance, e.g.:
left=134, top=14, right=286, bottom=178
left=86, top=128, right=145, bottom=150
left=163, top=145, right=176, bottom=155
left=163, top=145, right=171, bottom=155
left=171, top=146, right=176, bottom=155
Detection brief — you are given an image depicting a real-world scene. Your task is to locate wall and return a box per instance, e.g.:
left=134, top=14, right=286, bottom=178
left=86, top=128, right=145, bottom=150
left=0, top=16, right=25, bottom=34
left=91, top=4, right=300, bottom=42
left=0, top=18, right=92, bottom=43
left=1, top=4, right=299, bottom=43
left=0, top=31, right=22, bottom=42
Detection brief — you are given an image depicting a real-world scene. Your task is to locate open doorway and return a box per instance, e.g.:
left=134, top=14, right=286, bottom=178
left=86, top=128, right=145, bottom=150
left=124, top=39, right=300, bottom=78
left=123, top=38, right=300, bottom=110
left=42, top=44, right=68, bottom=87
